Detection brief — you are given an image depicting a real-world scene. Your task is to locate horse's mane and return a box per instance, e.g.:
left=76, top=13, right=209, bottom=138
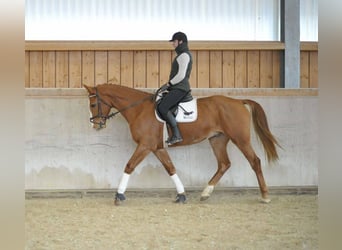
left=97, top=83, right=152, bottom=101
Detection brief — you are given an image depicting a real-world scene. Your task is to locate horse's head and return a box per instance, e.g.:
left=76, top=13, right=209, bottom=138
left=84, top=84, right=112, bottom=130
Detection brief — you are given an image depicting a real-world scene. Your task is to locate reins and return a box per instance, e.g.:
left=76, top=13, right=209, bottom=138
left=106, top=95, right=153, bottom=119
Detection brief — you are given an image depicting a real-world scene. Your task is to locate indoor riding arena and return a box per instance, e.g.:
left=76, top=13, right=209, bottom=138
left=25, top=1, right=318, bottom=249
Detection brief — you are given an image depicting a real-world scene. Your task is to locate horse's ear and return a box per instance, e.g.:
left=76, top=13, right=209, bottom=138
left=83, top=84, right=93, bottom=94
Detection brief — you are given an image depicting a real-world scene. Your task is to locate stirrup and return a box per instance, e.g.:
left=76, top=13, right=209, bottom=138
left=166, top=136, right=183, bottom=145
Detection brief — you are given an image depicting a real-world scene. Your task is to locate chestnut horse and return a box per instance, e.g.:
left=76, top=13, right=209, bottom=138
left=84, top=83, right=280, bottom=205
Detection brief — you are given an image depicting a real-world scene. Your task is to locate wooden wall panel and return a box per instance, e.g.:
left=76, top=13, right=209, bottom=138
left=82, top=51, right=95, bottom=86
left=69, top=51, right=82, bottom=88
left=95, top=51, right=108, bottom=85
left=272, top=51, right=281, bottom=87
left=56, top=51, right=69, bottom=88
left=197, top=51, right=210, bottom=88
left=133, top=50, right=146, bottom=88
left=190, top=51, right=197, bottom=88
left=120, top=51, right=133, bottom=88
left=247, top=51, right=260, bottom=88
left=29, top=51, right=43, bottom=87
left=25, top=41, right=317, bottom=89
left=146, top=51, right=159, bottom=88
left=209, top=51, right=222, bottom=88
left=300, top=47, right=319, bottom=88
left=222, top=51, right=235, bottom=88
left=300, top=51, right=310, bottom=88
left=159, top=51, right=171, bottom=86
left=25, top=52, right=30, bottom=88
left=43, top=51, right=56, bottom=88
left=260, top=51, right=273, bottom=88
left=309, top=52, right=318, bottom=88
left=235, top=51, right=247, bottom=88
left=108, top=51, right=120, bottom=84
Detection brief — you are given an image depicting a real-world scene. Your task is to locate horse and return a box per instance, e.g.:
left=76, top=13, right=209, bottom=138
left=84, top=83, right=280, bottom=205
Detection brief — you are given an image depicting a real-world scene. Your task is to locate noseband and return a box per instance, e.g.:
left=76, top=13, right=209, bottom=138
left=88, top=88, right=115, bottom=128
left=88, top=87, right=153, bottom=128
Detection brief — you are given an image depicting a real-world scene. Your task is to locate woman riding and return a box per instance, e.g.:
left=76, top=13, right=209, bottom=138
left=157, top=31, right=193, bottom=145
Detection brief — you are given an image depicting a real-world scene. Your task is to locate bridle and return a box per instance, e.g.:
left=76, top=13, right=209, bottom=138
left=88, top=88, right=113, bottom=127
left=88, top=87, right=153, bottom=128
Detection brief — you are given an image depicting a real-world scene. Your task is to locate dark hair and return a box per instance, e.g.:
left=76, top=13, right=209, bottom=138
left=169, top=32, right=188, bottom=43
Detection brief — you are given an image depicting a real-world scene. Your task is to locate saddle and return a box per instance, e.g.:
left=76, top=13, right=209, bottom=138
left=155, top=91, right=198, bottom=123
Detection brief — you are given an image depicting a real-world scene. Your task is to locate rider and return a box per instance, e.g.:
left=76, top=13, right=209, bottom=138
left=157, top=31, right=193, bottom=145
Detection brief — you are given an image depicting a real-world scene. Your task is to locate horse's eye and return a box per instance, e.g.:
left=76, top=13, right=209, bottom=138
left=90, top=103, right=96, bottom=108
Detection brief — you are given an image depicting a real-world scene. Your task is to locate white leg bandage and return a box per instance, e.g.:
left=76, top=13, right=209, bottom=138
left=201, top=185, right=214, bottom=197
left=171, top=174, right=185, bottom=194
left=117, top=173, right=130, bottom=194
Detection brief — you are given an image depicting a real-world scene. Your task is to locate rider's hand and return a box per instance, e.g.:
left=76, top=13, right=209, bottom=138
left=160, top=82, right=170, bottom=92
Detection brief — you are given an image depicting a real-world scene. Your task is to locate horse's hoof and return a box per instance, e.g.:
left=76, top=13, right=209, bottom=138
left=114, top=192, right=126, bottom=206
left=200, top=195, right=210, bottom=201
left=260, top=197, right=271, bottom=204
left=175, top=193, right=187, bottom=204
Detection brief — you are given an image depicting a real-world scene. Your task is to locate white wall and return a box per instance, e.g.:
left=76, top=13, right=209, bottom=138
left=25, top=0, right=318, bottom=41
left=25, top=0, right=280, bottom=41
left=25, top=89, right=318, bottom=190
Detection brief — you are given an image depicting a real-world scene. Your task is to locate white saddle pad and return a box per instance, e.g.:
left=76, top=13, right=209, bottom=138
left=155, top=98, right=198, bottom=123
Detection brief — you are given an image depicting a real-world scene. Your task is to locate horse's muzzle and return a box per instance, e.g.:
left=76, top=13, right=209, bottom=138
left=94, top=123, right=106, bottom=130
left=90, top=117, right=107, bottom=130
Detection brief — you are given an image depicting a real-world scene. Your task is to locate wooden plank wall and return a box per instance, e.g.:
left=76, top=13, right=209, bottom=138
left=300, top=44, right=318, bottom=88
left=25, top=41, right=318, bottom=89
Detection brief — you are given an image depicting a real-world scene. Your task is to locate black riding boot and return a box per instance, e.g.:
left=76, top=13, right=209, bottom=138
left=165, top=111, right=183, bottom=145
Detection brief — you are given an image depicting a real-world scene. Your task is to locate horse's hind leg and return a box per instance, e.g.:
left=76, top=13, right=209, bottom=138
left=235, top=141, right=270, bottom=203
left=201, top=133, right=231, bottom=201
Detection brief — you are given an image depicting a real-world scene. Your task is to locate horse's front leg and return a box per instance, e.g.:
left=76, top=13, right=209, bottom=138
left=115, top=144, right=151, bottom=205
left=153, top=149, right=186, bottom=204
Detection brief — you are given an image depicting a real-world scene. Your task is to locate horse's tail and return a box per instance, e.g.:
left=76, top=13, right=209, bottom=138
left=243, top=99, right=280, bottom=163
